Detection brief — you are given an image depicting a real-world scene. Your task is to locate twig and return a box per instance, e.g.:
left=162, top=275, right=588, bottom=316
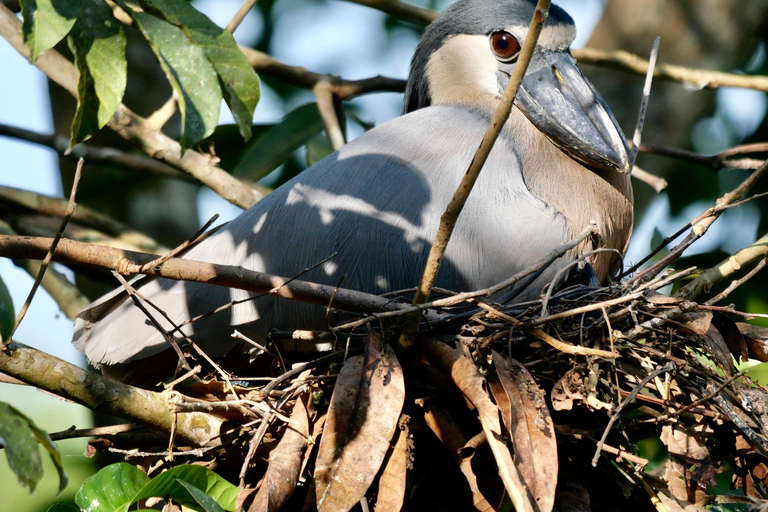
left=571, top=47, right=768, bottom=93
left=49, top=423, right=140, bottom=441
left=313, top=80, right=346, bottom=150
left=706, top=256, right=768, bottom=305
left=226, top=0, right=259, bottom=33
left=240, top=411, right=273, bottom=484
left=330, top=224, right=597, bottom=333
left=401, top=1, right=552, bottom=346
left=652, top=372, right=745, bottom=422
left=626, top=157, right=768, bottom=283
left=591, top=363, right=677, bottom=467
left=137, top=214, right=219, bottom=273
left=0, top=5, right=262, bottom=210
left=640, top=142, right=768, bottom=172
left=9, top=159, right=82, bottom=339
left=631, top=166, right=667, bottom=192
left=343, top=0, right=436, bottom=25
left=676, top=232, right=768, bottom=302
left=629, top=37, right=660, bottom=174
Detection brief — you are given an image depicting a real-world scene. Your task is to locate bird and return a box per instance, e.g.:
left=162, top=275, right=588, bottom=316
left=73, top=0, right=633, bottom=383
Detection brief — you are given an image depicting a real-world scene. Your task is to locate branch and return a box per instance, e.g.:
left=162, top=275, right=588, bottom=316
left=402, top=1, right=551, bottom=343
left=239, top=46, right=406, bottom=100
left=344, top=0, right=436, bottom=25
left=641, top=142, right=768, bottom=172
left=675, top=232, right=768, bottom=302
left=0, top=342, right=223, bottom=446
left=0, top=123, right=197, bottom=181
left=0, top=220, right=90, bottom=319
left=0, top=235, right=420, bottom=318
left=572, top=47, right=768, bottom=92
left=0, top=185, right=167, bottom=254
left=0, top=4, right=261, bottom=210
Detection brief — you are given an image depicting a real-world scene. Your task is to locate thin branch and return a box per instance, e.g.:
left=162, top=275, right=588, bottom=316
left=10, top=160, right=81, bottom=338
left=631, top=166, right=667, bottom=192
left=629, top=37, right=660, bottom=174
left=343, top=0, right=436, bottom=25
left=626, top=157, right=768, bottom=283
left=641, top=142, right=768, bottom=172
left=0, top=342, right=224, bottom=446
left=226, top=0, right=258, bottom=33
left=0, top=235, right=425, bottom=319
left=0, top=219, right=89, bottom=319
left=401, top=1, right=552, bottom=345
left=313, top=81, right=346, bottom=150
left=0, top=4, right=262, bottom=210
left=572, top=47, right=768, bottom=93
left=137, top=214, right=219, bottom=274
left=676, top=232, right=768, bottom=302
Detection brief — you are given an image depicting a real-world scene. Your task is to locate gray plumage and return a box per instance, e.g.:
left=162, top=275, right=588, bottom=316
left=73, top=0, right=633, bottom=378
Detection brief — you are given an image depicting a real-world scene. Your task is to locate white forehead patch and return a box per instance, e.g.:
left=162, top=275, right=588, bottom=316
left=508, top=23, right=576, bottom=51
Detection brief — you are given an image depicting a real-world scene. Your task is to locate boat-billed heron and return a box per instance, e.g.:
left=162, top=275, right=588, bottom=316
left=73, top=0, right=633, bottom=380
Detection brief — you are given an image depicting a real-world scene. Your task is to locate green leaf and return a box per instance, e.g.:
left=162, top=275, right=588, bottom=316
left=19, top=0, right=77, bottom=62
left=135, top=465, right=238, bottom=511
left=0, top=402, right=43, bottom=493
left=130, top=11, right=222, bottom=151
left=139, top=0, right=260, bottom=142
left=0, top=402, right=66, bottom=495
left=232, top=102, right=325, bottom=183
left=177, top=480, right=227, bottom=512
left=306, top=131, right=335, bottom=167
left=75, top=462, right=150, bottom=512
left=67, top=0, right=127, bottom=146
left=0, top=274, right=14, bottom=343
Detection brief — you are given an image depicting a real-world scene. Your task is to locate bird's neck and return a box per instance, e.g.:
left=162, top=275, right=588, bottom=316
left=505, top=108, right=634, bottom=282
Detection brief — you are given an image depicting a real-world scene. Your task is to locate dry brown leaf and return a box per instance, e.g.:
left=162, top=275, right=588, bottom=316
left=422, top=404, right=497, bottom=511
left=489, top=352, right=557, bottom=512
left=249, top=394, right=311, bottom=512
left=551, top=370, right=585, bottom=412
left=660, top=425, right=717, bottom=507
left=736, top=322, right=768, bottom=362
left=680, top=312, right=736, bottom=375
left=423, top=339, right=535, bottom=512
left=374, top=418, right=409, bottom=512
left=710, top=312, right=748, bottom=363
left=314, top=333, right=405, bottom=512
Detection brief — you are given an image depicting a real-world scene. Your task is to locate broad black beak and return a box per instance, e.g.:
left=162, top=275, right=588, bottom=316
left=514, top=47, right=630, bottom=173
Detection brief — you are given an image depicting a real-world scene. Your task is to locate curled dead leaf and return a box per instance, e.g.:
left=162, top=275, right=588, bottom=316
left=314, top=333, right=405, bottom=512
left=736, top=322, right=768, bottom=362
left=660, top=425, right=717, bottom=507
left=489, top=352, right=558, bottom=512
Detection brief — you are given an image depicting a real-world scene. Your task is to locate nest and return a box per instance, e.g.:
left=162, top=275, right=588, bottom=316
left=84, top=267, right=768, bottom=512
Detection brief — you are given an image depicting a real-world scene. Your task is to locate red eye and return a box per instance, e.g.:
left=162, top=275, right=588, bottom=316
left=490, top=31, right=521, bottom=62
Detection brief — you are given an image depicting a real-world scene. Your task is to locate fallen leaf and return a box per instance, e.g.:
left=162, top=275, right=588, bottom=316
left=736, top=323, right=768, bottom=362
left=375, top=417, right=409, bottom=512
left=249, top=394, right=310, bottom=512
left=423, top=339, right=535, bottom=512
left=422, top=404, right=498, bottom=511
left=489, top=352, right=557, bottom=512
left=660, top=425, right=717, bottom=506
left=314, top=333, right=405, bottom=512
left=551, top=370, right=585, bottom=412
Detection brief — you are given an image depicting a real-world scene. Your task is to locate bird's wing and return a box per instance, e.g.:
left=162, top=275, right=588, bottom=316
left=73, top=105, right=569, bottom=365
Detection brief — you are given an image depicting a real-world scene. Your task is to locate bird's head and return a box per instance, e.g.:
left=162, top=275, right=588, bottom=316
left=403, top=0, right=630, bottom=174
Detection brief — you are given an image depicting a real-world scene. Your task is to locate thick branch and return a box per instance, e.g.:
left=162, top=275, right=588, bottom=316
left=0, top=4, right=261, bottom=209
left=0, top=342, right=223, bottom=446
left=0, top=235, right=416, bottom=317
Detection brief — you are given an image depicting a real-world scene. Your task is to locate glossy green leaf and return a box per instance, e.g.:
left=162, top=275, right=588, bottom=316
left=0, top=402, right=43, bottom=493
left=140, top=0, right=260, bottom=141
left=135, top=465, right=238, bottom=511
left=233, top=102, right=324, bottom=182
left=0, top=274, right=14, bottom=343
left=30, top=418, right=68, bottom=495
left=75, top=462, right=150, bottom=512
left=177, top=480, right=227, bottom=512
left=19, top=0, right=77, bottom=62
left=67, top=0, right=127, bottom=146
left=130, top=11, right=222, bottom=151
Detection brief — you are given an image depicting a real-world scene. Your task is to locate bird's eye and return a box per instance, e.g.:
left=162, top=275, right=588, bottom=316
left=490, top=31, right=520, bottom=62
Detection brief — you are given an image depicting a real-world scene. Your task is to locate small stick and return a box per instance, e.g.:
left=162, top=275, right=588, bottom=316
left=226, top=0, right=259, bottom=34
left=629, top=37, right=660, bottom=174
left=400, top=1, right=552, bottom=347
left=314, top=80, right=346, bottom=150
left=137, top=214, right=219, bottom=273
left=9, top=158, right=83, bottom=340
